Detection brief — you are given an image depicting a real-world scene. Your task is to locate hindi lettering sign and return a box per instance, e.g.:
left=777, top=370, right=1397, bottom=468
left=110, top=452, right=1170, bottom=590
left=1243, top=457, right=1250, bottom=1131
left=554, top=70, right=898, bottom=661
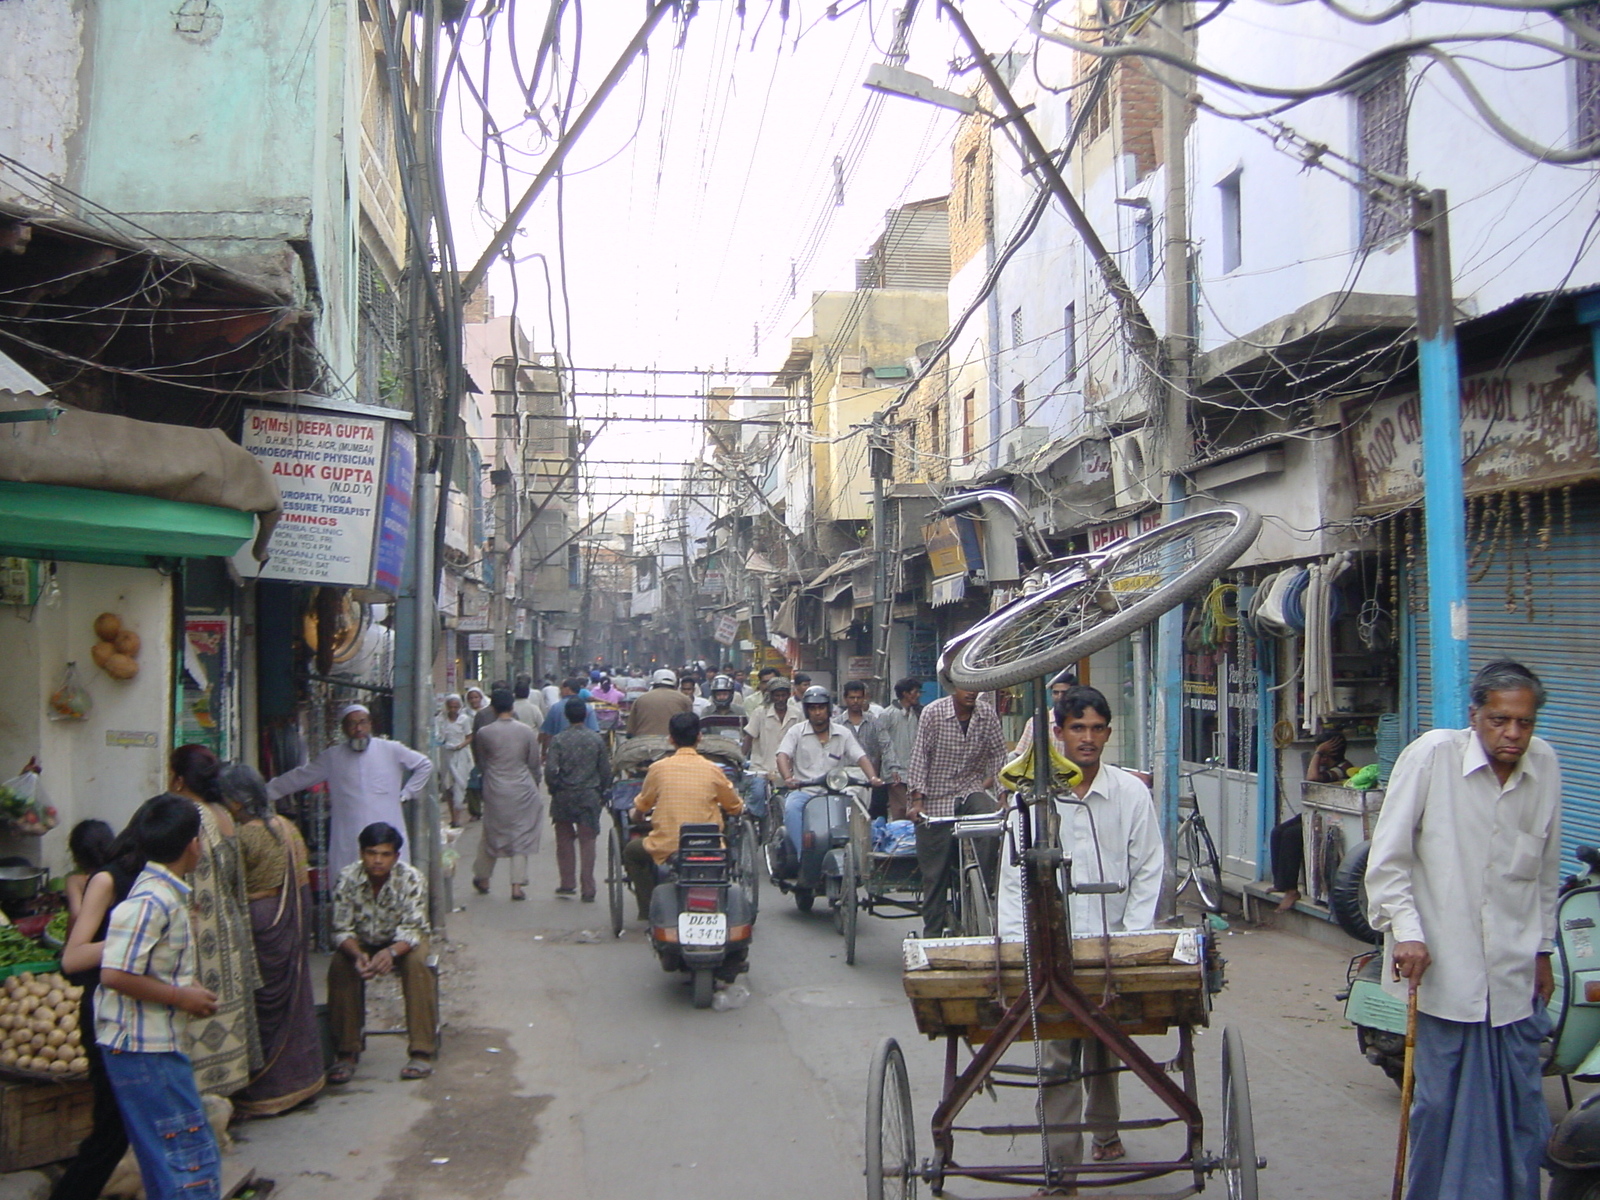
left=1348, top=348, right=1599, bottom=510
left=713, top=612, right=739, bottom=646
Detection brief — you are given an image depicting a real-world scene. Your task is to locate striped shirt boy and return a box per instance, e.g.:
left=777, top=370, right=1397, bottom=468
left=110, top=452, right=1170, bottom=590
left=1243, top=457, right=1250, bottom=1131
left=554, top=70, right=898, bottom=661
left=95, top=863, right=196, bottom=1053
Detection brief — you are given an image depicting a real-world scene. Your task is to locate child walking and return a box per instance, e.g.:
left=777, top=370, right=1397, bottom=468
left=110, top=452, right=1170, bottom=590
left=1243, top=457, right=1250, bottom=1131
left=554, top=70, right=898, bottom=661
left=95, top=795, right=222, bottom=1200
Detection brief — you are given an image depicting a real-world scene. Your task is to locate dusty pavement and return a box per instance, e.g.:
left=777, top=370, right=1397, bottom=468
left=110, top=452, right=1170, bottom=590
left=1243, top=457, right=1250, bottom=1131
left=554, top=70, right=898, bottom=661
left=178, top=823, right=1572, bottom=1199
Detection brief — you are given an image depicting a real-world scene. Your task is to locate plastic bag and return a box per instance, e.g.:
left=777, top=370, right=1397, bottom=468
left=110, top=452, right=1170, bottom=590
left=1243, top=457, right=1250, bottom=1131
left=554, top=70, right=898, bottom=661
left=0, top=764, right=58, bottom=835
left=47, top=663, right=91, bottom=722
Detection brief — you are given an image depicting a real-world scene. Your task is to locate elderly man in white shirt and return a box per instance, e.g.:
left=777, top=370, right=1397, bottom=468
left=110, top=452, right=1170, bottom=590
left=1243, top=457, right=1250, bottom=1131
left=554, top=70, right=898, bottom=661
left=267, top=704, right=434, bottom=867
left=1366, top=660, right=1560, bottom=1200
left=995, top=686, right=1164, bottom=1171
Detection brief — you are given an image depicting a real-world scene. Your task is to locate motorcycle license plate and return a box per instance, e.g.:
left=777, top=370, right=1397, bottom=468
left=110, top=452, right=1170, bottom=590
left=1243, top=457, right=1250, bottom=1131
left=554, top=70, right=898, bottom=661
left=678, top=912, right=727, bottom=946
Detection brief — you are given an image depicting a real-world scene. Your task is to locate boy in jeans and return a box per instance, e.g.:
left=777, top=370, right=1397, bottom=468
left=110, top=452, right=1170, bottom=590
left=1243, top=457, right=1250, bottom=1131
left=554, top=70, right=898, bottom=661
left=96, top=795, right=221, bottom=1200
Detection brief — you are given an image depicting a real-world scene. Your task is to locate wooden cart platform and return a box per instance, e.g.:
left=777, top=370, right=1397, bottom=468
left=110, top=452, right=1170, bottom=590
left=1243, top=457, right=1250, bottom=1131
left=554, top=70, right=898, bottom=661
left=902, top=930, right=1212, bottom=1041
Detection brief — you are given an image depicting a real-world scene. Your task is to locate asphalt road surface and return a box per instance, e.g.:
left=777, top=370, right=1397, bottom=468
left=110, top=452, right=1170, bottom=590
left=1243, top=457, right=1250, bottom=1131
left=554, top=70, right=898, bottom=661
left=207, top=819, right=1547, bottom=1200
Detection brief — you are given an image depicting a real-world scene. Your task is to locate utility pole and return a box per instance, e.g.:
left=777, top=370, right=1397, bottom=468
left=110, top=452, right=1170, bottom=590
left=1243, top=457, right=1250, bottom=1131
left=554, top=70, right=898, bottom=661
left=1412, top=190, right=1470, bottom=722
left=1153, top=2, right=1193, bottom=846
left=679, top=528, right=697, bottom=669
left=869, top=417, right=893, bottom=704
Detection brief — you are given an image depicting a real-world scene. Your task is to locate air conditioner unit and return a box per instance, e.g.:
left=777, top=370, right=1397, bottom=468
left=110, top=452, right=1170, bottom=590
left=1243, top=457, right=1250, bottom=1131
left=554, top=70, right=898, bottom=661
left=1001, top=425, right=1048, bottom=465
left=1110, top=429, right=1152, bottom=509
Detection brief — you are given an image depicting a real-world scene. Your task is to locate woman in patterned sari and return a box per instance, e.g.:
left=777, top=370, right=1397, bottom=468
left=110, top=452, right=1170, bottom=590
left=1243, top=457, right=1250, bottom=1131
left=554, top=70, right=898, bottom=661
left=217, top=764, right=324, bottom=1116
left=168, top=745, right=262, bottom=1096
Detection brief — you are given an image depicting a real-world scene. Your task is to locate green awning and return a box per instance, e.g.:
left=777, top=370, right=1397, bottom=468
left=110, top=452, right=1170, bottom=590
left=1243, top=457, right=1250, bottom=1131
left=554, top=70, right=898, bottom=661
left=0, top=481, right=256, bottom=567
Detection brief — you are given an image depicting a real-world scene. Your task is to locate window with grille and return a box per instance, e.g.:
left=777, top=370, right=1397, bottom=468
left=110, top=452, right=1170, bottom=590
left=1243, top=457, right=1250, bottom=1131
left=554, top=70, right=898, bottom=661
left=1355, top=65, right=1409, bottom=247
left=1063, top=303, right=1078, bottom=380
left=1010, top=306, right=1023, bottom=349
left=961, top=390, right=977, bottom=462
left=1012, top=382, right=1026, bottom=427
left=1132, top=212, right=1154, bottom=288
left=357, top=247, right=404, bottom=409
left=1576, top=4, right=1600, bottom=146
left=1218, top=170, right=1243, bottom=273
left=961, top=150, right=978, bottom=219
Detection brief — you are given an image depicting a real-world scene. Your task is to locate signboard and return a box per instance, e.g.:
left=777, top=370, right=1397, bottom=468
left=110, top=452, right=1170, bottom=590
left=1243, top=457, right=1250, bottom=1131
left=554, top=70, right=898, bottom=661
left=457, top=582, right=490, bottom=632
left=1349, top=347, right=1599, bottom=509
left=371, top=424, right=415, bottom=597
left=513, top=608, right=531, bottom=641
left=713, top=612, right=739, bottom=646
left=466, top=632, right=495, bottom=652
left=846, top=654, right=875, bottom=681
left=923, top=518, right=966, bottom=577
left=238, top=408, right=408, bottom=587
left=1088, top=508, right=1160, bottom=553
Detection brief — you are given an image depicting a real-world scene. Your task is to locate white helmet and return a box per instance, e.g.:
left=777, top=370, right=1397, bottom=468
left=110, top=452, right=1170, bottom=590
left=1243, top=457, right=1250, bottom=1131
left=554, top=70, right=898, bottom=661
left=710, top=674, right=736, bottom=692
left=651, top=668, right=678, bottom=688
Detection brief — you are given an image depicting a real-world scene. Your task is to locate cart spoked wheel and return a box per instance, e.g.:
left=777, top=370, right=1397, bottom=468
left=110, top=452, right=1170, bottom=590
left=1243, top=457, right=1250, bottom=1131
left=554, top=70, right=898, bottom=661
left=691, top=968, right=714, bottom=1010
left=940, top=506, right=1259, bottom=691
left=866, top=1037, right=916, bottom=1200
left=1220, top=1025, right=1259, bottom=1200
left=606, top=823, right=627, bottom=938
left=841, top=846, right=859, bottom=965
left=738, top=820, right=762, bottom=920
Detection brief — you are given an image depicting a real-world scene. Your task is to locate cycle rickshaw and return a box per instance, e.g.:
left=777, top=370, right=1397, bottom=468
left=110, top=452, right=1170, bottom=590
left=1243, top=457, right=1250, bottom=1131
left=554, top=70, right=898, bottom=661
left=864, top=496, right=1265, bottom=1198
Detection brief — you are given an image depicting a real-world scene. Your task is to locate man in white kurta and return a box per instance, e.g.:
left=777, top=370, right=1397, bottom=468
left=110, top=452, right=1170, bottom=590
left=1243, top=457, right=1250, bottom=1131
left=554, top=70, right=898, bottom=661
left=1365, top=660, right=1560, bottom=1200
left=267, top=705, right=433, bottom=868
left=995, top=686, right=1164, bottom=1171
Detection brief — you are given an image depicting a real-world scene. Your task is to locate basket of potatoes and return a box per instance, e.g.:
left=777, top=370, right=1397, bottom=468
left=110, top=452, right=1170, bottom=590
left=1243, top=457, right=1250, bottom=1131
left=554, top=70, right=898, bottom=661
left=0, top=971, right=88, bottom=1080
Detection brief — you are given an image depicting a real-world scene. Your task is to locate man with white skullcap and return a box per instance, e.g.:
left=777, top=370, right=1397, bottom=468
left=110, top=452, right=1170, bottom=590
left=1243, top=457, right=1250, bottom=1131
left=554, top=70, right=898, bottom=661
left=267, top=704, right=433, bottom=867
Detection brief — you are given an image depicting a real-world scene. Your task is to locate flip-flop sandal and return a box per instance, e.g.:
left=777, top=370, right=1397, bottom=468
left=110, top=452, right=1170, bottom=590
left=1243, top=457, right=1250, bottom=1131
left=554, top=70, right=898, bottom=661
left=400, top=1057, right=433, bottom=1080
left=1091, top=1137, right=1125, bottom=1162
left=327, top=1059, right=358, bottom=1085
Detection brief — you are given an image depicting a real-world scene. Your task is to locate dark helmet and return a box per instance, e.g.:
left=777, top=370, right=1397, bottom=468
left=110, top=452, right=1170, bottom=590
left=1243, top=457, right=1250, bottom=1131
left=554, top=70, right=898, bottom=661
left=801, top=685, right=832, bottom=707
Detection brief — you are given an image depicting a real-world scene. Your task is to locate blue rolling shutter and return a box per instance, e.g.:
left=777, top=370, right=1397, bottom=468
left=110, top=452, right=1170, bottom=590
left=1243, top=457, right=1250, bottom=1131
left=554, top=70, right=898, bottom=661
left=1412, top=492, right=1600, bottom=872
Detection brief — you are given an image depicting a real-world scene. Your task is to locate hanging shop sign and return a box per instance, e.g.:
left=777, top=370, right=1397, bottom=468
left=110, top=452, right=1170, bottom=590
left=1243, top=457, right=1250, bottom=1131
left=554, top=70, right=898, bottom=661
left=465, top=632, right=495, bottom=652
left=1348, top=347, right=1599, bottom=510
left=713, top=612, right=739, bottom=646
left=178, top=615, right=232, bottom=759
left=1087, top=508, right=1161, bottom=553
left=235, top=408, right=415, bottom=589
left=457, top=582, right=490, bottom=632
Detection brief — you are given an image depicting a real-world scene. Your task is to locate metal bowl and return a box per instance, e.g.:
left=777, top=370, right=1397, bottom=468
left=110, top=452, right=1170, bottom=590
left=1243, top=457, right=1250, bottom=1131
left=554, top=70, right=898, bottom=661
left=0, top=867, right=47, bottom=902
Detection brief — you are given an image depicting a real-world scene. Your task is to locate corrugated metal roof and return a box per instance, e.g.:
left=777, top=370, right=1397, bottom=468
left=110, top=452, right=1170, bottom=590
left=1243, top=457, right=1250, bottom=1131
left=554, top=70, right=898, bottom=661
left=0, top=350, right=51, bottom=399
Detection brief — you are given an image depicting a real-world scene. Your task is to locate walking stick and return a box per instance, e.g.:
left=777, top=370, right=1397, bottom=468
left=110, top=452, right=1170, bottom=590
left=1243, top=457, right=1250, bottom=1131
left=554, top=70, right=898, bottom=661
left=1391, top=983, right=1420, bottom=1200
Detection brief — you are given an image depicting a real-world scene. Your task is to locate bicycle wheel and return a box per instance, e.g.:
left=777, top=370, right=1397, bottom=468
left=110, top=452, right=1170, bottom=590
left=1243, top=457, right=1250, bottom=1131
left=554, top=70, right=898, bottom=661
left=1177, top=816, right=1224, bottom=913
left=1220, top=1026, right=1259, bottom=1200
left=738, top=819, right=762, bottom=920
left=956, top=838, right=994, bottom=937
left=941, top=506, right=1260, bottom=691
left=606, top=821, right=626, bottom=937
left=842, top=845, right=859, bottom=965
left=866, top=1038, right=917, bottom=1200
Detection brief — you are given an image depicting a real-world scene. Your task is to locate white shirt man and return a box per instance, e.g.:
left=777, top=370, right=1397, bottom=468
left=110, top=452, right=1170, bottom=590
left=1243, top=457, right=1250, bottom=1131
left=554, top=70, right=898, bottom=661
left=742, top=683, right=800, bottom=778
left=993, top=687, right=1163, bottom=1172
left=1364, top=660, right=1560, bottom=1200
left=775, top=719, right=869, bottom=783
left=266, top=705, right=433, bottom=866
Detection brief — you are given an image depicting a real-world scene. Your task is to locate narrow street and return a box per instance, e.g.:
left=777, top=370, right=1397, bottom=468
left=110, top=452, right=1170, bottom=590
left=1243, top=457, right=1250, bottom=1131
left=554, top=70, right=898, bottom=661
left=199, top=822, right=1458, bottom=1200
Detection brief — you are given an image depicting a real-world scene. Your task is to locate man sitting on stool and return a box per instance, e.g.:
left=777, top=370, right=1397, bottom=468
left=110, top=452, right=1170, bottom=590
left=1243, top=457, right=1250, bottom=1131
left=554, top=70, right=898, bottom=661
left=326, top=822, right=438, bottom=1083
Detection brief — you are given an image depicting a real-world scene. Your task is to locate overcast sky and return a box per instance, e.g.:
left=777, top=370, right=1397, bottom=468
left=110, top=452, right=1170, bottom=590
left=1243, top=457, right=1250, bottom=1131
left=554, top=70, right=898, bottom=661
left=441, top=2, right=1027, bottom=517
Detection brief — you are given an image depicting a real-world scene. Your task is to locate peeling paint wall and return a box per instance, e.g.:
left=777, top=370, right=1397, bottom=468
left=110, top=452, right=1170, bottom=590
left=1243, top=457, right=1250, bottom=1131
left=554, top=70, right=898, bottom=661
left=0, top=0, right=85, bottom=205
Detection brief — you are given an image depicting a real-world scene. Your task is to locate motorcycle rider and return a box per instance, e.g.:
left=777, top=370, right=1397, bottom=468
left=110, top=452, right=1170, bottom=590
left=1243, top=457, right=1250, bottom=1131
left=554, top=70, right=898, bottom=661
left=707, top=675, right=746, bottom=717
left=773, top=686, right=883, bottom=876
left=623, top=711, right=744, bottom=919
left=627, top=668, right=692, bottom=738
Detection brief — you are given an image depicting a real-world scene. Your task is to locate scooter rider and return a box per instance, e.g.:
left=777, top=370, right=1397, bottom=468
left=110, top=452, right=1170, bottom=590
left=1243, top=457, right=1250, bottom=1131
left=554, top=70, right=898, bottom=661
left=774, top=686, right=882, bottom=874
left=707, top=675, right=746, bottom=717
left=622, top=711, right=744, bottom=919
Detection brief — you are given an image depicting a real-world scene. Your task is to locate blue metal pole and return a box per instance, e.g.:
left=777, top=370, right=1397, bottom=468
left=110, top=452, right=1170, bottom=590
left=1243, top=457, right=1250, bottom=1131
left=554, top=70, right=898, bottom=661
left=1412, top=190, right=1470, bottom=727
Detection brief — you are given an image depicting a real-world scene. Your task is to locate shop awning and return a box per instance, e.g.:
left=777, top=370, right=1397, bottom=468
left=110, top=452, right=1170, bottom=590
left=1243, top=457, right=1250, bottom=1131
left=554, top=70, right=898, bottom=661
left=0, top=480, right=256, bottom=567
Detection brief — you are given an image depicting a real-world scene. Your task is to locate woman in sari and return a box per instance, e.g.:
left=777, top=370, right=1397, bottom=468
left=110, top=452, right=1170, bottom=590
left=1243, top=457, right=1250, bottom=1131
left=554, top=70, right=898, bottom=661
left=217, top=764, right=324, bottom=1117
left=463, top=686, right=491, bottom=819
left=433, top=694, right=474, bottom=828
left=169, top=745, right=262, bottom=1096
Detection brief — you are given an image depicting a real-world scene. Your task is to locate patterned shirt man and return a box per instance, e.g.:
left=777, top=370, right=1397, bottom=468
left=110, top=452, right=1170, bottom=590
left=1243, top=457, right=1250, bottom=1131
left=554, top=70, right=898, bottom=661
left=95, top=863, right=195, bottom=1053
left=905, top=692, right=1008, bottom=818
left=330, top=858, right=430, bottom=949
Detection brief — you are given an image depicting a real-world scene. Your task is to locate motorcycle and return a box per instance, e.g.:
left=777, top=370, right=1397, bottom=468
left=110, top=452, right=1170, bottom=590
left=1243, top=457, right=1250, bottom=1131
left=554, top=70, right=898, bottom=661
left=765, top=768, right=868, bottom=914
left=1334, top=839, right=1600, bottom=1198
left=647, top=819, right=757, bottom=1009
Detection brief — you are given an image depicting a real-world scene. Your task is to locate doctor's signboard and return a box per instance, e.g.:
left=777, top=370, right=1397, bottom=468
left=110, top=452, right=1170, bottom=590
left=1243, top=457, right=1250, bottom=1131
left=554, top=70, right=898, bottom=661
left=1348, top=347, right=1599, bottom=510
left=236, top=407, right=414, bottom=591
